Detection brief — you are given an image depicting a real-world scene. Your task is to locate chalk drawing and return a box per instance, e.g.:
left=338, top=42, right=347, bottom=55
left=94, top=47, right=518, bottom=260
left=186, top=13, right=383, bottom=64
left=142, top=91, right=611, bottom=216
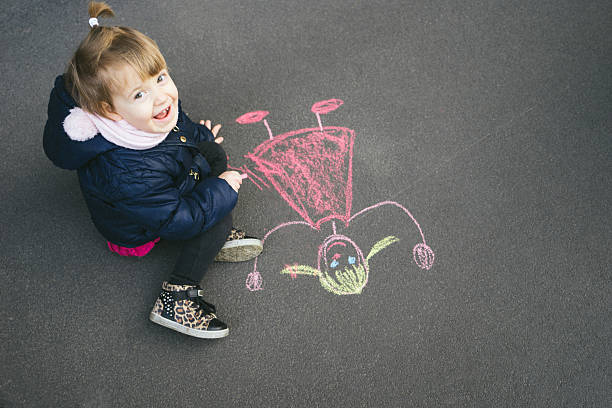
left=234, top=99, right=435, bottom=295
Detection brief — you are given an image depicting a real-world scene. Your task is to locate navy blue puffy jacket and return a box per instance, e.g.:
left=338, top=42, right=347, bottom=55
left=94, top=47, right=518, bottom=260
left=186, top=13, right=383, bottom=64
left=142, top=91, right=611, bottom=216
left=43, top=75, right=238, bottom=247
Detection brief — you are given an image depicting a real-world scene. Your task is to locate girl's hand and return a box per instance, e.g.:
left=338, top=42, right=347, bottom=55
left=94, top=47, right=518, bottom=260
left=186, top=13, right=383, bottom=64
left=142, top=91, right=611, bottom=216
left=200, top=120, right=223, bottom=144
left=218, top=171, right=242, bottom=193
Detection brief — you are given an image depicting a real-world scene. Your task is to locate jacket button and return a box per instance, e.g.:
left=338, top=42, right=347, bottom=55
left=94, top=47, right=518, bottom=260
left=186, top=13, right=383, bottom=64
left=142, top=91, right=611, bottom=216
left=180, top=136, right=187, bottom=143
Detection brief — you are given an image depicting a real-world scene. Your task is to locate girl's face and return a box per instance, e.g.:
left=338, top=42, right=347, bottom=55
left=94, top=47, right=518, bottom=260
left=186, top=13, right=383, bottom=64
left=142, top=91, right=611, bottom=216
left=106, top=64, right=179, bottom=133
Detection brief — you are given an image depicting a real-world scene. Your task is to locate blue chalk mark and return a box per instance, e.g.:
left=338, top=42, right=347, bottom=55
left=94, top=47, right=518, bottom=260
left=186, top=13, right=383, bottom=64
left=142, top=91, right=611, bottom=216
left=330, top=260, right=339, bottom=268
left=348, top=256, right=356, bottom=265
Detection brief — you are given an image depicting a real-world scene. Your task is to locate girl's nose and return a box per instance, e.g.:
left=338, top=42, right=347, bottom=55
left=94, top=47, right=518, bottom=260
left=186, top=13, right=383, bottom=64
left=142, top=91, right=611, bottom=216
left=153, top=90, right=167, bottom=105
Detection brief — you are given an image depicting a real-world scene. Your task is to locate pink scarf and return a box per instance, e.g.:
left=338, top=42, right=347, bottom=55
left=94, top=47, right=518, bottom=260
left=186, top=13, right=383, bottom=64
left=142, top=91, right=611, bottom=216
left=63, top=107, right=169, bottom=150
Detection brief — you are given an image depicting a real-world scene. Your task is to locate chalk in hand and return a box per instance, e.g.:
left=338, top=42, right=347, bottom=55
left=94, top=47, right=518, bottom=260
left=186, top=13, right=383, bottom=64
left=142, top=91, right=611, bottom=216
left=240, top=173, right=248, bottom=179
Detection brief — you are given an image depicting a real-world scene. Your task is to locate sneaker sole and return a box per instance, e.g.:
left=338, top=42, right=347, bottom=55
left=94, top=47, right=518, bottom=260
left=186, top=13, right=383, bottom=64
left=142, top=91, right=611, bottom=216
left=149, top=312, right=229, bottom=339
left=214, top=238, right=263, bottom=262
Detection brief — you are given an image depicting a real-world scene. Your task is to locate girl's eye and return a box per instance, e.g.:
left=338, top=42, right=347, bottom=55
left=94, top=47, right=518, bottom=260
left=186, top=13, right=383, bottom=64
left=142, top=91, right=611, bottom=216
left=134, top=91, right=144, bottom=100
left=157, top=73, right=166, bottom=83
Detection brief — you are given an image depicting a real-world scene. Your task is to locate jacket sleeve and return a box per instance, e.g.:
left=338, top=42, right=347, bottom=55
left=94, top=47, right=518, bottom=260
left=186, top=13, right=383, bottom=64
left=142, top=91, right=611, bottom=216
left=111, top=169, right=238, bottom=240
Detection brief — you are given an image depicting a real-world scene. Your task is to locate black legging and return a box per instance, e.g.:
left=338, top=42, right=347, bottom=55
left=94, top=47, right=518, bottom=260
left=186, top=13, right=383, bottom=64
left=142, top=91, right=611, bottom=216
left=168, top=142, right=233, bottom=286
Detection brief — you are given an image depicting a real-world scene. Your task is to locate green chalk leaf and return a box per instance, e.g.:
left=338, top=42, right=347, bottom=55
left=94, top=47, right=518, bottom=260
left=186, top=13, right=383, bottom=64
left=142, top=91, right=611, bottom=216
left=280, top=264, right=320, bottom=277
left=366, top=236, right=400, bottom=261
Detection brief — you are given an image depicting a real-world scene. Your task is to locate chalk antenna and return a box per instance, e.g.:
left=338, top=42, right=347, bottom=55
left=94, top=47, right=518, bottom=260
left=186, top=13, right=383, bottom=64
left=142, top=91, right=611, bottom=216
left=236, top=110, right=273, bottom=140
left=311, top=99, right=344, bottom=131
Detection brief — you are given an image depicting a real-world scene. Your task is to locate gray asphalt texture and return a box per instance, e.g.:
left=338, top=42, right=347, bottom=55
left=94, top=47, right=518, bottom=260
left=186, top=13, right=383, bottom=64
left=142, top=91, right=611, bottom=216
left=1, top=1, right=611, bottom=407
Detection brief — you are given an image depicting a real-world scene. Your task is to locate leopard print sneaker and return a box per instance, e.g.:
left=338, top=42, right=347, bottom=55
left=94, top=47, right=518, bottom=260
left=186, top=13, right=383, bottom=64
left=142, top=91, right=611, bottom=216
left=214, top=227, right=263, bottom=262
left=149, top=282, right=229, bottom=338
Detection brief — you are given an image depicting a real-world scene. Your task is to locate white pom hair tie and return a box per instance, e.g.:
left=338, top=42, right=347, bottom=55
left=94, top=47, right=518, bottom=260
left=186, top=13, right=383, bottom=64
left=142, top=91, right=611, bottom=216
left=89, top=18, right=99, bottom=28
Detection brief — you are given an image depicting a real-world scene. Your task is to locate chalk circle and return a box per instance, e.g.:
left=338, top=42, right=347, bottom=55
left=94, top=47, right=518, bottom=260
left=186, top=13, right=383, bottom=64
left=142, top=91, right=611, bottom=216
left=246, top=271, right=263, bottom=291
left=311, top=99, right=344, bottom=115
left=317, top=234, right=368, bottom=295
left=413, top=243, right=434, bottom=270
left=236, top=110, right=269, bottom=124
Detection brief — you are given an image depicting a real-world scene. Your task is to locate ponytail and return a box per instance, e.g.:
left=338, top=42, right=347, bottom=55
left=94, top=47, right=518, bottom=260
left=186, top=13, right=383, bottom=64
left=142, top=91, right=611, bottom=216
left=88, top=1, right=114, bottom=26
left=64, top=2, right=166, bottom=117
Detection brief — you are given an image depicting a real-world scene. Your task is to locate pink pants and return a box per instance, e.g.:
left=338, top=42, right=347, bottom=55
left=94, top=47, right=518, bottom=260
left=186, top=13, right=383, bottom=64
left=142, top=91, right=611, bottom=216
left=107, top=238, right=160, bottom=257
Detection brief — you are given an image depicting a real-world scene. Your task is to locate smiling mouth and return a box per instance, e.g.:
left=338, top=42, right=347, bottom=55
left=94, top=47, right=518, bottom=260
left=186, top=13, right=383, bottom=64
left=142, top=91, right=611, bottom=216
left=153, top=105, right=171, bottom=120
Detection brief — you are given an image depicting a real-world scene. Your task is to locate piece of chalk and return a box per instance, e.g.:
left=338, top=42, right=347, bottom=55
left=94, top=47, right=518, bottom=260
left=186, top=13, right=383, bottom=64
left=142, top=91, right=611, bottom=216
left=240, top=173, right=248, bottom=179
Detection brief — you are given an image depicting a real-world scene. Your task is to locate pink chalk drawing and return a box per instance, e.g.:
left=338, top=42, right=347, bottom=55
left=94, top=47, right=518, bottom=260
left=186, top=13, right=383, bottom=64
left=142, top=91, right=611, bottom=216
left=235, top=99, right=435, bottom=295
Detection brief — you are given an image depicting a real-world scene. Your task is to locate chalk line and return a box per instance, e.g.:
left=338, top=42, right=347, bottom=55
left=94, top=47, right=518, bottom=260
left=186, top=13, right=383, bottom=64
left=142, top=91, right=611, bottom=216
left=348, top=200, right=427, bottom=245
left=247, top=220, right=318, bottom=291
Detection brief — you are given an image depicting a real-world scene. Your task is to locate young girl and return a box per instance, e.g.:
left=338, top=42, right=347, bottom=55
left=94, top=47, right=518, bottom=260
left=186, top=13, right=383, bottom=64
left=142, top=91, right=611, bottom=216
left=43, top=1, right=262, bottom=339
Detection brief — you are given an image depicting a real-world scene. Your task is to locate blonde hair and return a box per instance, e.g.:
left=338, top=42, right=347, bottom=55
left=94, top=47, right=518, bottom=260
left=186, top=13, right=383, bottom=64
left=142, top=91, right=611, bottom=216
left=64, top=1, right=167, bottom=116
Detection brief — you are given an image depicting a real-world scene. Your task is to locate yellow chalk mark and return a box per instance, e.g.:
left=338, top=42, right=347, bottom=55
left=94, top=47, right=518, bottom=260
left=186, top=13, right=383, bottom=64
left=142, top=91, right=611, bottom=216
left=320, top=263, right=368, bottom=295
left=280, top=264, right=319, bottom=276
left=366, top=236, right=399, bottom=261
